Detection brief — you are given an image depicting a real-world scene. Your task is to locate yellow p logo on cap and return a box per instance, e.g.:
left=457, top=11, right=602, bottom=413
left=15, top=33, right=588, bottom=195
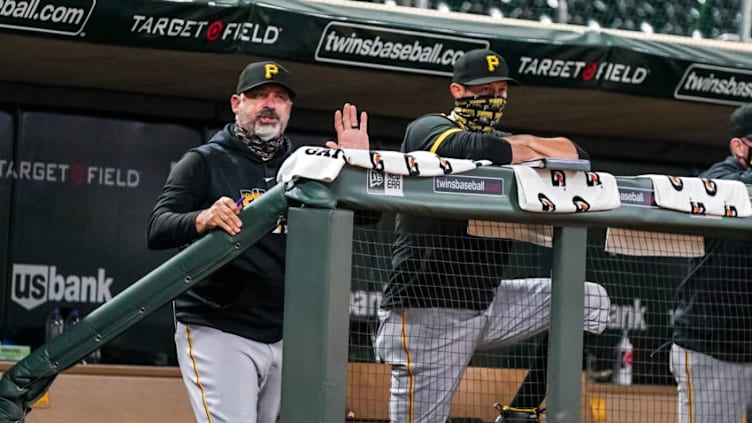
left=264, top=64, right=279, bottom=79
left=486, top=55, right=500, bottom=72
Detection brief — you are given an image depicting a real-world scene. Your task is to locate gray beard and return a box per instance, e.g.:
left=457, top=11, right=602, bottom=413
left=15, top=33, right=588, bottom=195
left=254, top=122, right=281, bottom=141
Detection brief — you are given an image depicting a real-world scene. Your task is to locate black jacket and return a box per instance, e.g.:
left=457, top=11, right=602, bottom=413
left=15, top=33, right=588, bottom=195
left=672, top=156, right=752, bottom=362
left=147, top=124, right=290, bottom=343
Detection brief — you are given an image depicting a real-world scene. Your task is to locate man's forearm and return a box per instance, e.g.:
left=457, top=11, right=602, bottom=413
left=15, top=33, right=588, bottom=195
left=505, top=134, right=578, bottom=162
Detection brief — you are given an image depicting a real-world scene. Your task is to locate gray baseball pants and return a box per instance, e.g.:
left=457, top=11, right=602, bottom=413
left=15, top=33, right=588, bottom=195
left=175, top=322, right=283, bottom=423
left=374, top=278, right=610, bottom=423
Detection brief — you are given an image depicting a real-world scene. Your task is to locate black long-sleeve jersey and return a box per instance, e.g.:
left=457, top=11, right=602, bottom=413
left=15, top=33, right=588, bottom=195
left=673, top=156, right=752, bottom=363
left=382, top=114, right=516, bottom=311
left=147, top=124, right=290, bottom=343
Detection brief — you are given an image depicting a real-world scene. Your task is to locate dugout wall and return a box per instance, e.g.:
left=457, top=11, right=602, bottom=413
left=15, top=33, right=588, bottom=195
left=0, top=111, right=12, bottom=342
left=0, top=109, right=203, bottom=365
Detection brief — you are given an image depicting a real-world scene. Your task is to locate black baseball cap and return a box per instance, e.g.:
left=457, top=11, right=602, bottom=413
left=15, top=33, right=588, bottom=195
left=730, top=102, right=752, bottom=138
left=236, top=61, right=296, bottom=98
left=453, top=48, right=519, bottom=86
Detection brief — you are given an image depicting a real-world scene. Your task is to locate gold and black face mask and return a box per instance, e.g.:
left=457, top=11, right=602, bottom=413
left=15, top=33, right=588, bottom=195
left=452, top=95, right=507, bottom=133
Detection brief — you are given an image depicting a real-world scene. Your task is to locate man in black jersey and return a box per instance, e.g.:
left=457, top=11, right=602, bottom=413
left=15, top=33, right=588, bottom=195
left=670, top=103, right=752, bottom=423
left=373, top=49, right=609, bottom=423
left=147, top=60, right=368, bottom=423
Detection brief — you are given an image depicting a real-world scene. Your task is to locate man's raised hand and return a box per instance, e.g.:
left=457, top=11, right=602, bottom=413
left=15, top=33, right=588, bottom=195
left=328, top=102, right=369, bottom=150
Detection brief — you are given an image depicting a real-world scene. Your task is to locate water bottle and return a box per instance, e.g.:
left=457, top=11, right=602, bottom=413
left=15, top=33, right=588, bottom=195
left=44, top=307, right=64, bottom=342
left=64, top=308, right=80, bottom=330
left=613, top=330, right=633, bottom=385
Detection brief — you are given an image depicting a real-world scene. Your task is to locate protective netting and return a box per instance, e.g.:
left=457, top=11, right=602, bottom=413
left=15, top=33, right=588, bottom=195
left=346, top=216, right=751, bottom=422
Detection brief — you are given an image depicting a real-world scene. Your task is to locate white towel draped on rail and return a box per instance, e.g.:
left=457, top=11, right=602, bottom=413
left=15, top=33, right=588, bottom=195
left=511, top=166, right=621, bottom=213
left=641, top=174, right=752, bottom=217
left=276, top=146, right=489, bottom=183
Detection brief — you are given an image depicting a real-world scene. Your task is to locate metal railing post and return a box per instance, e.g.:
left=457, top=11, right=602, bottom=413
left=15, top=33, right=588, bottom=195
left=280, top=207, right=354, bottom=423
left=547, top=226, right=587, bottom=423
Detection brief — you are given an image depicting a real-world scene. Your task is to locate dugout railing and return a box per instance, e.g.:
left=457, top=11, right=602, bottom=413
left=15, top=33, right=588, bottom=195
left=280, top=165, right=752, bottom=423
left=1, top=163, right=751, bottom=422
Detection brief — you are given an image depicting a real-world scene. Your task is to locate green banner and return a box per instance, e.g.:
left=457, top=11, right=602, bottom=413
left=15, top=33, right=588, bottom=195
left=1, top=0, right=752, bottom=105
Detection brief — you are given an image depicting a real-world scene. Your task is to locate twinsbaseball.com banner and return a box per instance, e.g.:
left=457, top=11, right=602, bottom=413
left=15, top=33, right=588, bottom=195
left=1, top=0, right=751, bottom=105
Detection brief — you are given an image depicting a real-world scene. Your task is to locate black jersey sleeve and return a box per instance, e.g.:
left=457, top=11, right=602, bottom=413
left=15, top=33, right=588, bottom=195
left=146, top=151, right=208, bottom=250
left=403, top=115, right=512, bottom=164
left=700, top=156, right=752, bottom=183
left=575, top=144, right=590, bottom=160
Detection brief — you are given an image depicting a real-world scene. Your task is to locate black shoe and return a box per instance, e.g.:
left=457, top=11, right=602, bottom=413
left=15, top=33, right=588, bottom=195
left=494, top=403, right=541, bottom=422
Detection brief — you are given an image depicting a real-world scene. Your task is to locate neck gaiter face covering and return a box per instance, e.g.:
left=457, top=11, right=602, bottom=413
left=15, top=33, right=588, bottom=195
left=451, top=95, right=507, bottom=133
left=234, top=123, right=286, bottom=161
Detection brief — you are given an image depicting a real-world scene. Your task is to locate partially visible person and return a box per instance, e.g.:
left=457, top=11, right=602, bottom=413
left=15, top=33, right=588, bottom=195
left=147, top=60, right=368, bottom=423
left=374, top=48, right=610, bottom=423
left=670, top=102, right=752, bottom=423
